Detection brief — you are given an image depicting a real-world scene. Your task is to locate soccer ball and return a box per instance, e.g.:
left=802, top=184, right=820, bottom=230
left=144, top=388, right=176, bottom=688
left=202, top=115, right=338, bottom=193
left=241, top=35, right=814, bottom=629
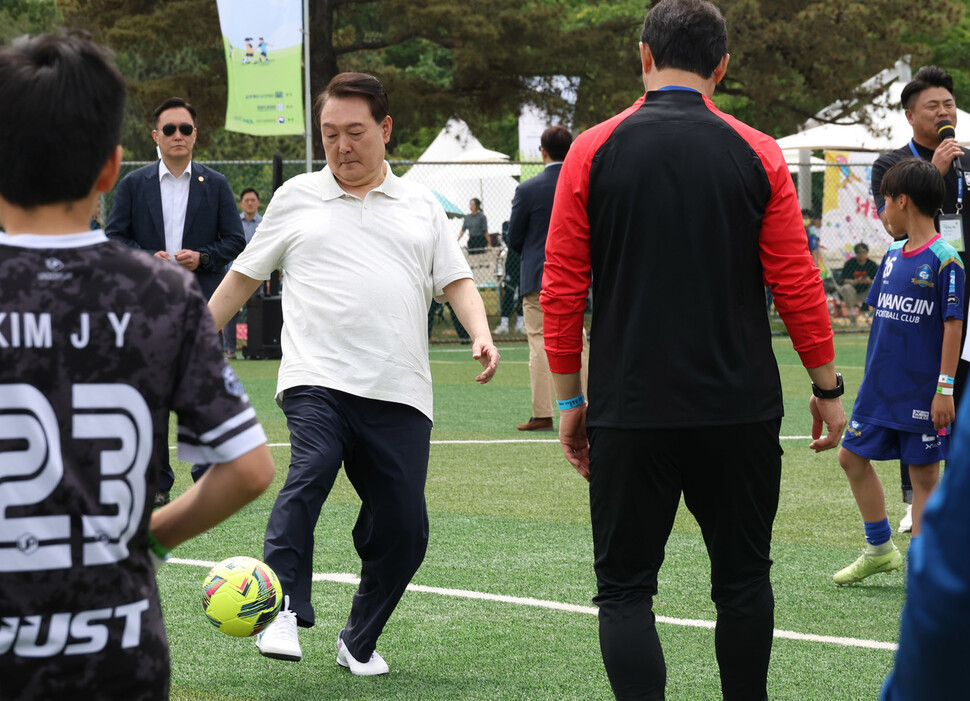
left=202, top=556, right=282, bottom=637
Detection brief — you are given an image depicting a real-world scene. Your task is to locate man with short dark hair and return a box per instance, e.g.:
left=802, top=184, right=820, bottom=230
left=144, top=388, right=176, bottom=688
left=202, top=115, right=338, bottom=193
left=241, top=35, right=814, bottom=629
left=106, top=96, right=247, bottom=504
left=107, top=97, right=245, bottom=302
left=0, top=32, right=273, bottom=699
left=541, top=1, right=846, bottom=697
left=238, top=187, right=262, bottom=240
left=209, top=71, right=500, bottom=675
left=507, top=125, right=587, bottom=431
left=871, top=66, right=968, bottom=338
left=870, top=65, right=970, bottom=534
left=224, top=187, right=262, bottom=358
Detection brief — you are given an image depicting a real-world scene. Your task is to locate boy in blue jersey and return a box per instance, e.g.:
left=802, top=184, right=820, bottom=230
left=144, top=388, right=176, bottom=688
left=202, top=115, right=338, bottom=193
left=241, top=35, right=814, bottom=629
left=834, top=157, right=964, bottom=585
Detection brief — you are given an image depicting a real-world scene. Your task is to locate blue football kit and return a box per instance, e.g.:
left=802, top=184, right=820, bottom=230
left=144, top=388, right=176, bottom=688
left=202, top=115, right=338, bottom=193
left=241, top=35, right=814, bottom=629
left=844, top=235, right=964, bottom=461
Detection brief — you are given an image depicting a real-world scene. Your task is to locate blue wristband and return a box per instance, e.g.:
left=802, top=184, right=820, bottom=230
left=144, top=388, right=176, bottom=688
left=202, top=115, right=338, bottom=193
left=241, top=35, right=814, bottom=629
left=557, top=393, right=585, bottom=411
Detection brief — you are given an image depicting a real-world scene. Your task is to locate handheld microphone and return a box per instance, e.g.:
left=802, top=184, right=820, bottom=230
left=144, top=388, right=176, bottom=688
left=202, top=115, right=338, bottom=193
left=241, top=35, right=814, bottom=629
left=936, top=120, right=964, bottom=177
left=937, top=119, right=957, bottom=141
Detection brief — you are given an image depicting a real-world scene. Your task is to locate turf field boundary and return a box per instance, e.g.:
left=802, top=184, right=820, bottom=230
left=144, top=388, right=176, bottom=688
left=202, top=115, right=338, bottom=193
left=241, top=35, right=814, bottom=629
left=172, top=558, right=897, bottom=652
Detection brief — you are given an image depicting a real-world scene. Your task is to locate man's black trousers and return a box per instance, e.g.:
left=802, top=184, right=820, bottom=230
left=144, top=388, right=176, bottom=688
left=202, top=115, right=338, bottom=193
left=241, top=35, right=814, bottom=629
left=589, top=419, right=782, bottom=701
left=264, top=385, right=432, bottom=661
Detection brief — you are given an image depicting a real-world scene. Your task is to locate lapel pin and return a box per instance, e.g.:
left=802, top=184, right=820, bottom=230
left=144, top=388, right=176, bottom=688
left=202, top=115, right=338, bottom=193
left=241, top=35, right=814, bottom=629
left=198, top=176, right=204, bottom=182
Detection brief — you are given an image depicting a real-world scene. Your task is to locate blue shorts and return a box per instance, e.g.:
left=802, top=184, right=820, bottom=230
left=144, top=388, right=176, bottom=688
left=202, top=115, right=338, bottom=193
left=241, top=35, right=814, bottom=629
left=843, top=420, right=947, bottom=465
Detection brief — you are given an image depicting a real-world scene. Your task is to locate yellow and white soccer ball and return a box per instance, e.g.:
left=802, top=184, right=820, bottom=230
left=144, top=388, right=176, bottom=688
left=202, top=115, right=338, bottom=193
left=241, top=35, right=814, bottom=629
left=202, top=556, right=282, bottom=637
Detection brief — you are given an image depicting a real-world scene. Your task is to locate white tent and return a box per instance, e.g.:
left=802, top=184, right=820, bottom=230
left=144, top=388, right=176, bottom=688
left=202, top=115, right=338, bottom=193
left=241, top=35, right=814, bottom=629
left=452, top=147, right=522, bottom=181
left=402, top=118, right=521, bottom=236
left=781, top=149, right=825, bottom=173
left=416, top=118, right=485, bottom=162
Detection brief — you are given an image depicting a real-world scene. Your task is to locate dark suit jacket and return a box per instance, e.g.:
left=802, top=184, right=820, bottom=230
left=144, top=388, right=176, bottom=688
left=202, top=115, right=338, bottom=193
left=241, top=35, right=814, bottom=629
left=105, top=161, right=245, bottom=300
left=507, top=162, right=563, bottom=296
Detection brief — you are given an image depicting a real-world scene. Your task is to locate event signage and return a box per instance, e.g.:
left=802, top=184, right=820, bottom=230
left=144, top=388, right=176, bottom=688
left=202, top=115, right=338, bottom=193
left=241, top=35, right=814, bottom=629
left=216, top=0, right=304, bottom=136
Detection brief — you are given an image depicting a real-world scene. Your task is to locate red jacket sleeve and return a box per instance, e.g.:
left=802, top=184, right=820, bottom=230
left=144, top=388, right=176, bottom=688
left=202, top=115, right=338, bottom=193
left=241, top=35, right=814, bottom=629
left=709, top=100, right=835, bottom=368
left=541, top=97, right=645, bottom=374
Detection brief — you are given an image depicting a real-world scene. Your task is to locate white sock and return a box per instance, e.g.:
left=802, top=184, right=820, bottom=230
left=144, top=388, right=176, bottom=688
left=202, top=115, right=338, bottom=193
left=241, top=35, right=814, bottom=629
left=866, top=540, right=895, bottom=556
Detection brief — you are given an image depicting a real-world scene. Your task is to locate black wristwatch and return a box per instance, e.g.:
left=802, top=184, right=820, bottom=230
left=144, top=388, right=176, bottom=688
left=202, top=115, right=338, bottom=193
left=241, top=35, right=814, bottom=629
left=811, top=373, right=844, bottom=399
left=199, top=252, right=210, bottom=268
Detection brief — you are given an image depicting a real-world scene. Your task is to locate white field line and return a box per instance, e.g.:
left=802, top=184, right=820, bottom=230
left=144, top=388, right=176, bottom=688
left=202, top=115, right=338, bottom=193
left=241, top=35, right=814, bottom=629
left=170, top=436, right=815, bottom=450
left=172, top=558, right=896, bottom=652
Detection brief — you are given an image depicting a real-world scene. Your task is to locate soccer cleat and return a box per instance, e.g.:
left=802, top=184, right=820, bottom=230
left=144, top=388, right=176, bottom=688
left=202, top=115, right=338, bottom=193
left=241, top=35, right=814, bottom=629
left=337, top=630, right=389, bottom=676
left=255, top=595, right=302, bottom=661
left=898, top=504, right=913, bottom=533
left=833, top=543, right=903, bottom=585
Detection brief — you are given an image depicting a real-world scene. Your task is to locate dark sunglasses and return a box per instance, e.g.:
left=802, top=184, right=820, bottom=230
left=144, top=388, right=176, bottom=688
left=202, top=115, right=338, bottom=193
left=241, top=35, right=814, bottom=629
left=161, top=122, right=195, bottom=137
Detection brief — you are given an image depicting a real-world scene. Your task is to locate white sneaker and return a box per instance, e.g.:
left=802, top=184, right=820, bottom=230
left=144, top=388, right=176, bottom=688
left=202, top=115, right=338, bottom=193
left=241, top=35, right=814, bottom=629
left=493, top=323, right=509, bottom=334
left=337, top=629, right=389, bottom=676
left=255, top=595, right=302, bottom=661
left=515, top=319, right=525, bottom=334
left=898, top=504, right=913, bottom=533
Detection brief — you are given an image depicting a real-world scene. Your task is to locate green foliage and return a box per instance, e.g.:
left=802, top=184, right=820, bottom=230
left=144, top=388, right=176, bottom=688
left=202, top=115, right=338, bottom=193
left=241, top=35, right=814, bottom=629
left=722, top=0, right=965, bottom=136
left=50, top=0, right=969, bottom=159
left=0, top=0, right=62, bottom=44
left=560, top=10, right=644, bottom=131
left=922, top=3, right=970, bottom=108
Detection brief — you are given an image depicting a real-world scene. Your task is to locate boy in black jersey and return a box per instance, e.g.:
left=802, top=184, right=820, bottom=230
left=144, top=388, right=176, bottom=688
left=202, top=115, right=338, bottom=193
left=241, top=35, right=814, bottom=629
left=0, top=32, right=275, bottom=700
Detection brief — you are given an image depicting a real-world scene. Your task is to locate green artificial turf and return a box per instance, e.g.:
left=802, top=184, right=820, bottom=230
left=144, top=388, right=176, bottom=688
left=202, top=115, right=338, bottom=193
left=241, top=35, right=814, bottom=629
left=163, top=335, right=907, bottom=700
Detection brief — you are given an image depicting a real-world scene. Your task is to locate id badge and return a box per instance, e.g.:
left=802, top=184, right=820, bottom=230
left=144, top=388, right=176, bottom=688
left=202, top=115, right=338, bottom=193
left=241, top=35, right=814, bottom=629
left=940, top=214, right=965, bottom=251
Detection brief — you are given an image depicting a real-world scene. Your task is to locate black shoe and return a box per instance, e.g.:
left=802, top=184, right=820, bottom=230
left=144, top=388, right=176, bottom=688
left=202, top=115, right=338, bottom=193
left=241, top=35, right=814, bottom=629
left=153, top=490, right=170, bottom=509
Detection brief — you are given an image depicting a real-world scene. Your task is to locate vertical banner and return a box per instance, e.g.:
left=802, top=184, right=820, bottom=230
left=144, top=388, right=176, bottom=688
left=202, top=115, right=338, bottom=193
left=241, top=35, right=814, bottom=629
left=216, top=0, right=304, bottom=135
left=820, top=150, right=887, bottom=266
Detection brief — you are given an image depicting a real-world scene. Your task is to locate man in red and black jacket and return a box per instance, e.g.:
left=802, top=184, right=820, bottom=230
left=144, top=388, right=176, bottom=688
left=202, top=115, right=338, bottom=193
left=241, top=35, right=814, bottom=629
left=540, top=1, right=847, bottom=698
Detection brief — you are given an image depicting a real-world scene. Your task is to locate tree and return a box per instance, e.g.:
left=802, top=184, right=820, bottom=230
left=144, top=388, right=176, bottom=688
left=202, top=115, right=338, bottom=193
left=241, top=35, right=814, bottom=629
left=559, top=0, right=966, bottom=138
left=57, top=1, right=246, bottom=160
left=305, top=0, right=573, bottom=155
left=0, top=0, right=62, bottom=45
left=556, top=1, right=644, bottom=133
left=58, top=0, right=574, bottom=160
left=924, top=3, right=970, bottom=109
left=54, top=0, right=967, bottom=161
left=718, top=0, right=965, bottom=136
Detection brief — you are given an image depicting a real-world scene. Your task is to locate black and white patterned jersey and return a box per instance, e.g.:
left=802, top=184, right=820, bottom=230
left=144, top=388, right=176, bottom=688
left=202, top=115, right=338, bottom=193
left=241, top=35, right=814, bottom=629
left=0, top=231, right=266, bottom=699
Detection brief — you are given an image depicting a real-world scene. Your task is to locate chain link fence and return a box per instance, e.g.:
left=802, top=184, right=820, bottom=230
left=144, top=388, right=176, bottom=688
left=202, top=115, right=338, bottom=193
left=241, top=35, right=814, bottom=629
left=98, top=159, right=884, bottom=345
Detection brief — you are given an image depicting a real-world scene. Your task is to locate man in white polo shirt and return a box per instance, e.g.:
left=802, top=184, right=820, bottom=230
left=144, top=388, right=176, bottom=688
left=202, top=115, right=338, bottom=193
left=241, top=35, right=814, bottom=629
left=208, top=72, right=500, bottom=677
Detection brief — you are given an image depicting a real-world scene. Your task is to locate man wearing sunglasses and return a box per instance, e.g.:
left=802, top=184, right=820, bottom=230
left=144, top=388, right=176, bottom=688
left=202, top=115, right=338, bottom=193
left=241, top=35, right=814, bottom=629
left=106, top=96, right=246, bottom=506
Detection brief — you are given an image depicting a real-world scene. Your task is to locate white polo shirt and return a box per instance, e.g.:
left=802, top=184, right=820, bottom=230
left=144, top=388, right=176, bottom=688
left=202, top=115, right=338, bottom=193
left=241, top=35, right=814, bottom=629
left=231, top=164, right=472, bottom=420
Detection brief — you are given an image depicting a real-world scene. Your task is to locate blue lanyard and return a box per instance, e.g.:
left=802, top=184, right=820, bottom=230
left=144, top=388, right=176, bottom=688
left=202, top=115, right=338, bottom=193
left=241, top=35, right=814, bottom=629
left=910, top=139, right=963, bottom=212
